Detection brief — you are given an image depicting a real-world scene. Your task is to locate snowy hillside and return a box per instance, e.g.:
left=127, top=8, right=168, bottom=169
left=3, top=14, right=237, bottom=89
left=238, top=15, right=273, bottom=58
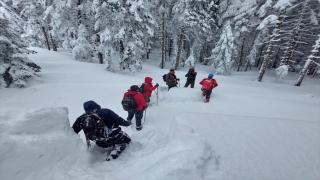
left=0, top=48, right=319, bottom=180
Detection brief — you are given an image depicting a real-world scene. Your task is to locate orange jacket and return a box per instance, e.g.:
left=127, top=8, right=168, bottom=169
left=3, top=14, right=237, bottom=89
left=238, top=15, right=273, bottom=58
left=123, top=91, right=147, bottom=111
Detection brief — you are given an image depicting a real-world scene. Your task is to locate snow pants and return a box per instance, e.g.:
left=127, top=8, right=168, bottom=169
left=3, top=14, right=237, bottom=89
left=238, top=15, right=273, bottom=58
left=95, top=131, right=131, bottom=148
left=201, top=88, right=212, bottom=99
left=184, top=81, right=195, bottom=88
left=127, top=109, right=144, bottom=128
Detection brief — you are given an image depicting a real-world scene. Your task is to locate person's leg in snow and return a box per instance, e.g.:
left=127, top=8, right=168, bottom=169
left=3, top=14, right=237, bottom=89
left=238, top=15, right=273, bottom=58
left=134, top=110, right=143, bottom=131
left=127, top=110, right=134, bottom=125
left=205, top=90, right=212, bottom=103
left=106, top=132, right=131, bottom=161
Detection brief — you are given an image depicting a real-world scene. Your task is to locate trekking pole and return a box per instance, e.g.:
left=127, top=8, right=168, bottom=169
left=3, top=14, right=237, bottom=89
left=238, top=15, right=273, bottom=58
left=144, top=109, right=147, bottom=123
left=156, top=86, right=159, bottom=106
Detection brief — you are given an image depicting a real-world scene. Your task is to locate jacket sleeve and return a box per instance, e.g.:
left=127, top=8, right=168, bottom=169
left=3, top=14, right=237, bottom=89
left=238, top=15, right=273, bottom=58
left=199, top=79, right=205, bottom=85
left=101, top=109, right=130, bottom=127
left=137, top=94, right=147, bottom=107
left=213, top=79, right=218, bottom=87
left=144, top=83, right=157, bottom=92
left=72, top=114, right=85, bottom=134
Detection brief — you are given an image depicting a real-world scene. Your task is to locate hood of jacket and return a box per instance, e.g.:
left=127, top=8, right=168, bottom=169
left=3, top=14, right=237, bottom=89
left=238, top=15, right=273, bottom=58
left=83, top=100, right=101, bottom=113
left=144, top=77, right=153, bottom=84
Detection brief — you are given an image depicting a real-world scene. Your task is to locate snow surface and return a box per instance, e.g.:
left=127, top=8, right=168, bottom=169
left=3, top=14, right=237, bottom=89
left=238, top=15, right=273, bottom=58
left=0, top=48, right=320, bottom=180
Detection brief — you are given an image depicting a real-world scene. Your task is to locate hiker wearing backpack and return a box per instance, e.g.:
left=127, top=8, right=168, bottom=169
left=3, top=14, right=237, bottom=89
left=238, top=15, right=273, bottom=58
left=184, top=67, right=197, bottom=88
left=199, top=74, right=218, bottom=103
left=165, top=69, right=180, bottom=90
left=140, top=77, right=159, bottom=104
left=72, top=100, right=131, bottom=160
left=123, top=85, right=147, bottom=131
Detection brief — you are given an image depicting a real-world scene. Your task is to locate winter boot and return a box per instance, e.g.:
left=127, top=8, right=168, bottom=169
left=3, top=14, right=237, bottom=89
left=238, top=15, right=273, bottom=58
left=127, top=118, right=132, bottom=125
left=136, top=126, right=142, bottom=131
left=205, top=99, right=210, bottom=103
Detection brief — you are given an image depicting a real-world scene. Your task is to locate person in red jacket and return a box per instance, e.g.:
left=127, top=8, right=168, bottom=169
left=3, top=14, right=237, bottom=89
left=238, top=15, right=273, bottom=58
left=123, top=85, right=147, bottom=131
left=199, top=74, right=218, bottom=103
left=141, top=77, right=159, bottom=105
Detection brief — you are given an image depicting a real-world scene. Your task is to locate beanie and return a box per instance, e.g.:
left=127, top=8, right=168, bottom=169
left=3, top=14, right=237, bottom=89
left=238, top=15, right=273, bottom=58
left=208, top=73, right=214, bottom=78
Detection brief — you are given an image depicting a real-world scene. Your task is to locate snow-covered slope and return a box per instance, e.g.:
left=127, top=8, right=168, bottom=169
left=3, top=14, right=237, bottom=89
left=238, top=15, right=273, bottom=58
left=0, top=48, right=319, bottom=180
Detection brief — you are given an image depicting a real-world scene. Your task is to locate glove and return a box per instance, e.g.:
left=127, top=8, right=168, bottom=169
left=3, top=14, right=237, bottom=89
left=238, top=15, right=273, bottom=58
left=177, top=78, right=180, bottom=81
left=155, top=83, right=159, bottom=87
left=143, top=105, right=148, bottom=110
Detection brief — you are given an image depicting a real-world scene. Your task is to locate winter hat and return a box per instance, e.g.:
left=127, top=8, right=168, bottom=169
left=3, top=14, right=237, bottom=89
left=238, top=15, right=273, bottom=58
left=208, top=73, right=214, bottom=78
left=129, top=85, right=139, bottom=91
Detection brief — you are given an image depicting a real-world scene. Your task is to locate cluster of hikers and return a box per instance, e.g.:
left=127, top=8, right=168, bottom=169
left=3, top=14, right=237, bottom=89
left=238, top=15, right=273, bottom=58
left=72, top=67, right=218, bottom=160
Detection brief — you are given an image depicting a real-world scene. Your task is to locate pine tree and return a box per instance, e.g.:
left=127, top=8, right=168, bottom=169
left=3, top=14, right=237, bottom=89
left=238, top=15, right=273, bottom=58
left=72, top=24, right=93, bottom=62
left=0, top=3, right=41, bottom=88
left=207, top=21, right=235, bottom=75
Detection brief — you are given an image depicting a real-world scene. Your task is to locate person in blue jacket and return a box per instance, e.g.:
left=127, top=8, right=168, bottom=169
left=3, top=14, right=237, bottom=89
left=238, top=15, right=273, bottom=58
left=72, top=100, right=131, bottom=160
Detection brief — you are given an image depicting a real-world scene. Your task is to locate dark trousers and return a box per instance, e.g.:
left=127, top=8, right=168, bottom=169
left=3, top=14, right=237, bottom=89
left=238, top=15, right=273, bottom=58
left=95, top=131, right=131, bottom=148
left=202, top=88, right=212, bottom=99
left=184, top=81, right=195, bottom=88
left=168, top=84, right=177, bottom=91
left=127, top=110, right=144, bottom=127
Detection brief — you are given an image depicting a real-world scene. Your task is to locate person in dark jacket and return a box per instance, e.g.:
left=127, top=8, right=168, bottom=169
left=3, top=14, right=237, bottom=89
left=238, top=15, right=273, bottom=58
left=199, top=74, right=218, bottom=103
left=165, top=69, right=180, bottom=90
left=123, top=85, right=147, bottom=131
left=184, top=67, right=197, bottom=88
left=141, top=77, right=159, bottom=104
left=72, top=100, right=131, bottom=160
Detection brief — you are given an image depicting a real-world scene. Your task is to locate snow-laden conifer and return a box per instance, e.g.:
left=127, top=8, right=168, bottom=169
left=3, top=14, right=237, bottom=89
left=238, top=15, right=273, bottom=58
left=0, top=3, right=41, bottom=88
left=207, top=21, right=235, bottom=75
left=72, top=24, right=93, bottom=62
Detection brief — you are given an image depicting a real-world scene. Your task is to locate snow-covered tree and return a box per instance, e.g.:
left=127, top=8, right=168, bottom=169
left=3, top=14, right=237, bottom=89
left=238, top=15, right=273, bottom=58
left=72, top=24, right=93, bottom=62
left=104, top=47, right=114, bottom=72
left=295, top=35, right=320, bottom=86
left=257, top=15, right=281, bottom=82
left=207, top=21, right=235, bottom=75
left=0, top=3, right=41, bottom=88
left=106, top=0, right=156, bottom=72
left=185, top=51, right=195, bottom=68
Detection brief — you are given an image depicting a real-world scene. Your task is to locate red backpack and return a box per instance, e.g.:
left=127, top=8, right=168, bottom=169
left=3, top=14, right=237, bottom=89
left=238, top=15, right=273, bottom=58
left=202, top=79, right=213, bottom=90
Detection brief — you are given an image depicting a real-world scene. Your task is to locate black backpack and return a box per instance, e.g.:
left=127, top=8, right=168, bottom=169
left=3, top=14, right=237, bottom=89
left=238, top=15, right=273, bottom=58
left=138, top=84, right=145, bottom=93
left=162, top=74, right=167, bottom=82
left=80, top=111, right=105, bottom=141
left=121, top=94, right=138, bottom=111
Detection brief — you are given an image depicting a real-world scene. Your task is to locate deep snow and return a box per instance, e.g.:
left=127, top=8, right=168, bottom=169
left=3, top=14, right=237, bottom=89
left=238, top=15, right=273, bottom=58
left=0, top=48, right=319, bottom=180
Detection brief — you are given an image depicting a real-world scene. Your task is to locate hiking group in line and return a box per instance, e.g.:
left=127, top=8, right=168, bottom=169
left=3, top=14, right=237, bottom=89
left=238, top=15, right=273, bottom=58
left=72, top=67, right=218, bottom=160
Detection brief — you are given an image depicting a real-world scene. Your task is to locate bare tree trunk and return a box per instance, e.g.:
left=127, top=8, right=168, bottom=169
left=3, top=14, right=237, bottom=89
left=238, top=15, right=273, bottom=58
left=237, top=38, right=246, bottom=71
left=295, top=35, right=319, bottom=86
left=42, top=26, right=50, bottom=50
left=49, top=33, right=57, bottom=51
left=95, top=34, right=103, bottom=64
left=280, top=3, right=306, bottom=66
left=161, top=11, right=165, bottom=69
left=77, top=0, right=82, bottom=25
left=174, top=27, right=185, bottom=70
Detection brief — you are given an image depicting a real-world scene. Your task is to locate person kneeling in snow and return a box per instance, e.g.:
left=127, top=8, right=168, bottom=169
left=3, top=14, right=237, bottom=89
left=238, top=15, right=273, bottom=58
left=199, top=74, right=218, bottom=103
left=72, top=100, right=131, bottom=160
